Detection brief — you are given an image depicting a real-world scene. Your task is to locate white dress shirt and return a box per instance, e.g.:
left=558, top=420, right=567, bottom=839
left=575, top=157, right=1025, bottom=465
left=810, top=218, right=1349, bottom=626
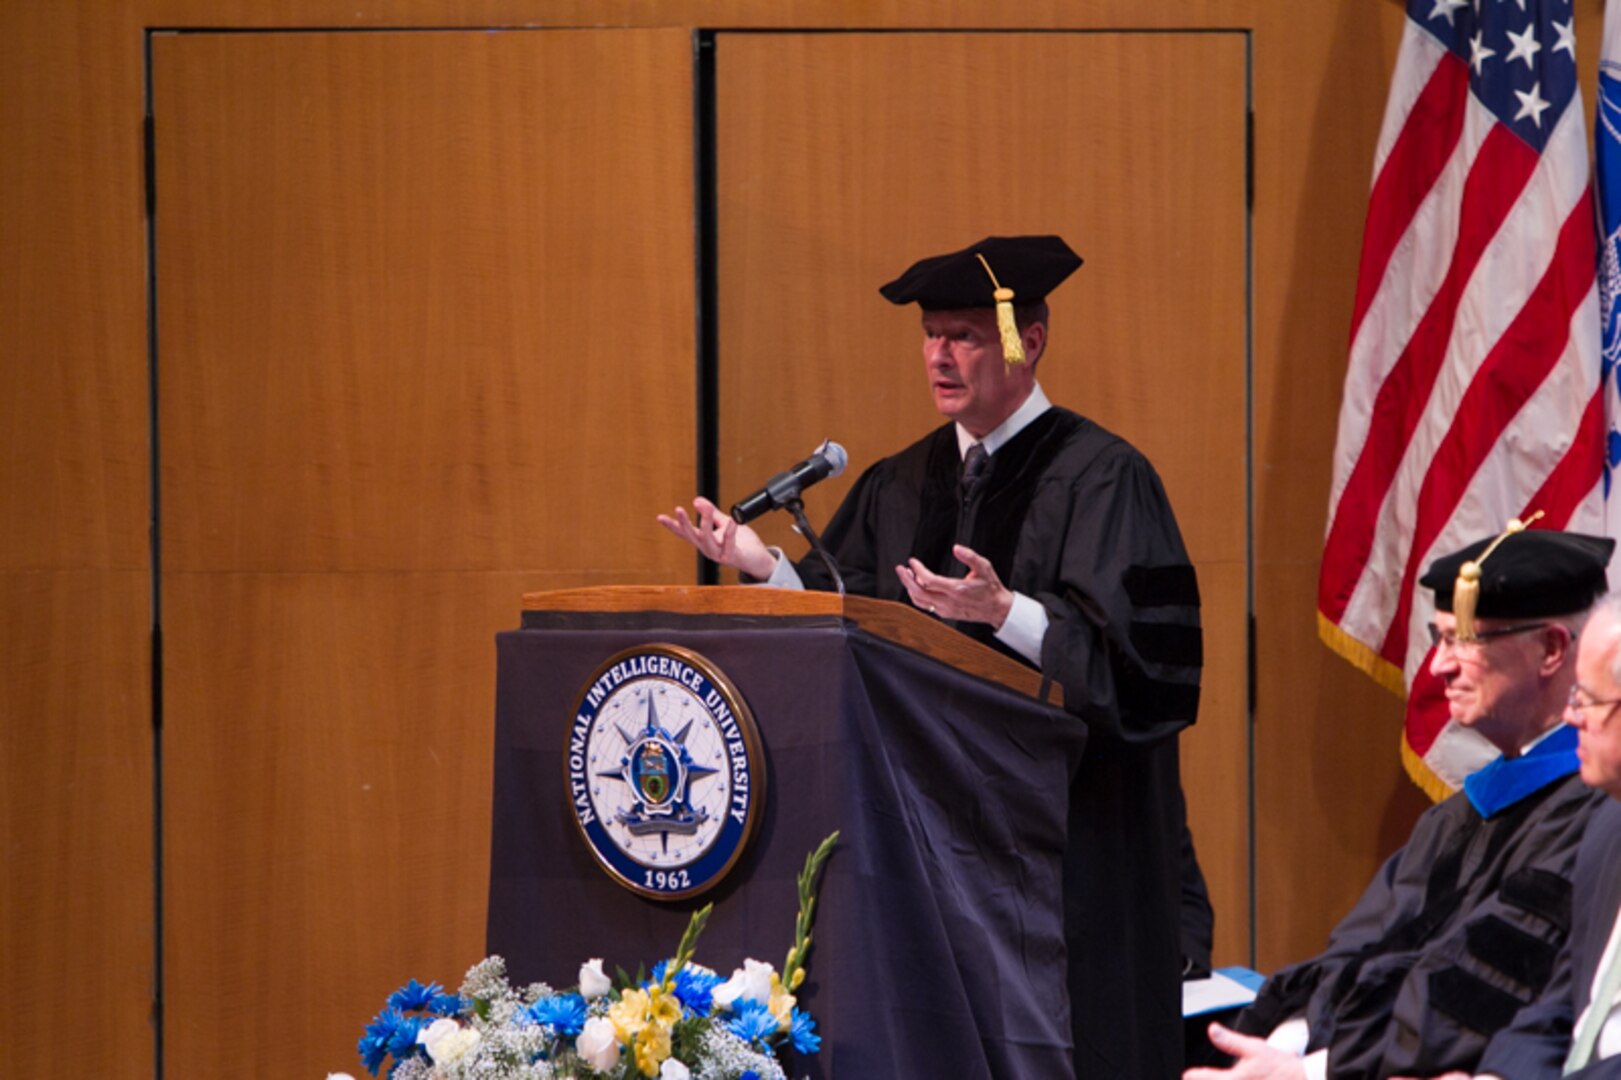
left=1577, top=898, right=1621, bottom=1062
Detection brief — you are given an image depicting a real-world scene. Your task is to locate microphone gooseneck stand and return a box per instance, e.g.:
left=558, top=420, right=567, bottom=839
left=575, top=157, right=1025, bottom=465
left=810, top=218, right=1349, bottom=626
left=783, top=495, right=845, bottom=596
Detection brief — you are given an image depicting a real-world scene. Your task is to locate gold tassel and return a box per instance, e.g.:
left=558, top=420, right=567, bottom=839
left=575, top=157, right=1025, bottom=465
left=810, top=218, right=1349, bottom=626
left=1452, top=511, right=1544, bottom=642
left=975, top=253, right=1026, bottom=365
left=1453, top=562, right=1482, bottom=642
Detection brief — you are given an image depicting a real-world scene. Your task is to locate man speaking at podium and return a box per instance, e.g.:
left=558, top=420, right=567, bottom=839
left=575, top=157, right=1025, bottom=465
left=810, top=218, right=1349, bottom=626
left=660, top=235, right=1206, bottom=1079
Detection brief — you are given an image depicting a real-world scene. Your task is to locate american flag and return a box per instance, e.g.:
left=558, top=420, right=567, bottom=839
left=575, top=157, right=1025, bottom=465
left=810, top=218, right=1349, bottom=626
left=1318, top=0, right=1605, bottom=797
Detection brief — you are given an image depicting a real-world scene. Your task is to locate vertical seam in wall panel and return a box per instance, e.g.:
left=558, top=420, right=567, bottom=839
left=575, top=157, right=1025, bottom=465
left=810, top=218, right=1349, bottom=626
left=694, top=31, right=720, bottom=586
left=1244, top=28, right=1258, bottom=973
left=142, top=28, right=166, bottom=1080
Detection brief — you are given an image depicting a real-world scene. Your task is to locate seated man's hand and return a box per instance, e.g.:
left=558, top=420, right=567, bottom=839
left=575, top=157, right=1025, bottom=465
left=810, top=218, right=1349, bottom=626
left=1183, top=1023, right=1308, bottom=1080
left=895, top=544, right=1014, bottom=628
left=657, top=497, right=777, bottom=580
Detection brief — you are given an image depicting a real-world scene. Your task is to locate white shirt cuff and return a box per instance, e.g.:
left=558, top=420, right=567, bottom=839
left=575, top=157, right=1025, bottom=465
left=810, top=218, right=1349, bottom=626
left=756, top=548, right=804, bottom=590
left=1260, top=1017, right=1319, bottom=1079
left=993, top=591, right=1048, bottom=664
left=1266, top=1017, right=1310, bottom=1056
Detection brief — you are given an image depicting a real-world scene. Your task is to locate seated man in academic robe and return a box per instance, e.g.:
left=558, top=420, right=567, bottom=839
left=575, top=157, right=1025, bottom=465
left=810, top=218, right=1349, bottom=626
left=660, top=235, right=1206, bottom=1080
left=1186, top=528, right=1613, bottom=1080
left=1439, top=591, right=1621, bottom=1080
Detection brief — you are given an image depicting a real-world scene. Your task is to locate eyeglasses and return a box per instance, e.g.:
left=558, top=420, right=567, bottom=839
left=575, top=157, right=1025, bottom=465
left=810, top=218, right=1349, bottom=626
left=1425, top=621, right=1550, bottom=652
left=1567, top=686, right=1621, bottom=717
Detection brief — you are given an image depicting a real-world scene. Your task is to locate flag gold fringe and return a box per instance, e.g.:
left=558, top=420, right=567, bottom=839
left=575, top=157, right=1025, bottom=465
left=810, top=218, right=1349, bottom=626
left=1316, top=612, right=1407, bottom=698
left=1400, top=732, right=1459, bottom=804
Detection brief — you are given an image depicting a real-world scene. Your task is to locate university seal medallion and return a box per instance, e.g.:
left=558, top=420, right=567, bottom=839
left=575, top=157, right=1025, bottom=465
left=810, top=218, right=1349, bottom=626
left=565, top=644, right=764, bottom=900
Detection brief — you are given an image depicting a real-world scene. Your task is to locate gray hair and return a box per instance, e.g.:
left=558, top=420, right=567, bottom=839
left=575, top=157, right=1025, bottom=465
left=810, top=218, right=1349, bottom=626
left=1537, top=608, right=1592, bottom=677
left=1593, top=592, right=1621, bottom=685
left=1556, top=605, right=1595, bottom=641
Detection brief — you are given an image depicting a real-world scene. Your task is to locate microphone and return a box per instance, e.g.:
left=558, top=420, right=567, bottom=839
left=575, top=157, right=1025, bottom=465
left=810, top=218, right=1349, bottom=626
left=730, top=440, right=849, bottom=525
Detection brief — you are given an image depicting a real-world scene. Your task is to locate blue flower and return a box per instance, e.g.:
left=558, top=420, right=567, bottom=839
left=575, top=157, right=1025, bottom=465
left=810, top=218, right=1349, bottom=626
left=725, top=1000, right=780, bottom=1049
left=526, top=993, right=587, bottom=1035
left=385, top=1014, right=428, bottom=1061
left=359, top=1009, right=404, bottom=1076
left=357, top=1031, right=388, bottom=1076
left=388, top=979, right=445, bottom=1013
left=789, top=1008, right=821, bottom=1055
left=741, top=1073, right=761, bottom=1080
left=429, top=992, right=466, bottom=1017
left=650, top=960, right=723, bottom=1015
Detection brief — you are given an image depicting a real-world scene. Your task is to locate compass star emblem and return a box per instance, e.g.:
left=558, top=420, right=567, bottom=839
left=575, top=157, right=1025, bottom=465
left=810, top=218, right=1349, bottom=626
left=599, top=692, right=721, bottom=850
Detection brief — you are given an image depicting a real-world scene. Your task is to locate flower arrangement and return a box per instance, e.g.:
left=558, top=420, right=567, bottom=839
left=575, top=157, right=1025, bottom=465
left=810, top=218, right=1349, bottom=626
left=332, top=832, right=838, bottom=1080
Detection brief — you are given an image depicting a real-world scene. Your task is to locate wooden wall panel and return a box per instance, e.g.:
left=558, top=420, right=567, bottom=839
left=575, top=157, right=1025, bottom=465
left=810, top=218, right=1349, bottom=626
left=0, top=4, right=154, bottom=1077
left=153, top=28, right=697, bottom=576
left=713, top=30, right=1252, bottom=962
left=151, top=28, right=695, bottom=1077
left=0, top=572, right=152, bottom=1079
left=0, top=9, right=149, bottom=573
left=161, top=573, right=525, bottom=1075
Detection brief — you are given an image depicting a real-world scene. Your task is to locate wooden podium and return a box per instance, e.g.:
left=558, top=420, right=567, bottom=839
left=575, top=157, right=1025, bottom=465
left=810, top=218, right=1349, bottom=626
left=487, top=586, right=1083, bottom=1079
left=519, top=585, right=1062, bottom=703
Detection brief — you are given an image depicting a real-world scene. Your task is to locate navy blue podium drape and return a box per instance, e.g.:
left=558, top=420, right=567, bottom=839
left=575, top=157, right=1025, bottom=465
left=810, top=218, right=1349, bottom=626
left=488, top=609, right=1084, bottom=1078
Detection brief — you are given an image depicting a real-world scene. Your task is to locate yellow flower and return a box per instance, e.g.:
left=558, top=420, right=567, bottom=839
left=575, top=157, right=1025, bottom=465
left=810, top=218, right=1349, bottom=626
left=609, top=988, right=651, bottom=1042
left=767, top=972, right=796, bottom=1033
left=648, top=985, right=683, bottom=1029
left=634, top=1022, right=673, bottom=1078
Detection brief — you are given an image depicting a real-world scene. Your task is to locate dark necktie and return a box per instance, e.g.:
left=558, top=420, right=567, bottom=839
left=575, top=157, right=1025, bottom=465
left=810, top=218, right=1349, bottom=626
left=952, top=443, right=990, bottom=577
left=961, top=443, right=990, bottom=500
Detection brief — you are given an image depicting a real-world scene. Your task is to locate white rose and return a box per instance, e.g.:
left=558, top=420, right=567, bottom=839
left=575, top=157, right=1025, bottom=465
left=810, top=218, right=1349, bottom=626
left=710, top=971, right=744, bottom=1010
left=418, top=1018, right=458, bottom=1052
left=712, top=958, right=775, bottom=1010
left=417, top=1018, right=480, bottom=1065
left=579, top=957, right=612, bottom=1001
left=738, top=958, right=775, bottom=1004
left=576, top=1015, right=621, bottom=1071
left=660, top=1058, right=692, bottom=1080
left=437, top=1027, right=480, bottom=1064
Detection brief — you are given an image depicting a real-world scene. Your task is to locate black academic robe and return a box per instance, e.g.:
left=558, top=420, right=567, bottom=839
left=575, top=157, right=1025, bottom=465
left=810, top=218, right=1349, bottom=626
left=1477, top=796, right=1621, bottom=1080
left=795, top=407, right=1204, bottom=1080
left=1180, top=784, right=1216, bottom=979
left=1233, top=768, right=1605, bottom=1080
